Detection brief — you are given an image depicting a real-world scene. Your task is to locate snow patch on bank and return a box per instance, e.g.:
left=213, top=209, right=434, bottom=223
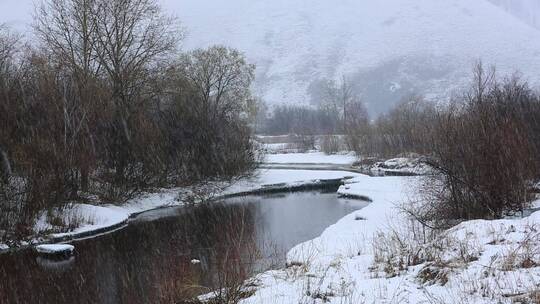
left=35, top=244, right=74, bottom=254
left=223, top=169, right=360, bottom=196
left=356, top=157, right=433, bottom=176
left=264, top=152, right=357, bottom=165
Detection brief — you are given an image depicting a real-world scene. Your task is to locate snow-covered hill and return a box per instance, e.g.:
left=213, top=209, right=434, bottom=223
left=168, top=0, right=540, bottom=115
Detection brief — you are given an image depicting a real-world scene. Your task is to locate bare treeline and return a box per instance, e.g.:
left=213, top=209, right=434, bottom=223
left=259, top=105, right=341, bottom=136
left=348, top=95, right=436, bottom=157
left=0, top=0, right=258, bottom=240
left=348, top=64, right=540, bottom=222
left=258, top=78, right=369, bottom=143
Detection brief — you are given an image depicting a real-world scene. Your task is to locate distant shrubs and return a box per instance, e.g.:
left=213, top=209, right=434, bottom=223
left=345, top=95, right=437, bottom=158
left=258, top=80, right=368, bottom=155
left=259, top=105, right=341, bottom=136
left=320, top=135, right=342, bottom=155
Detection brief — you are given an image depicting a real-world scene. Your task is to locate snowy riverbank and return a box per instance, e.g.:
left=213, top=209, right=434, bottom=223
left=5, top=149, right=540, bottom=303
left=238, top=174, right=540, bottom=304
left=3, top=151, right=425, bottom=251
left=0, top=167, right=364, bottom=252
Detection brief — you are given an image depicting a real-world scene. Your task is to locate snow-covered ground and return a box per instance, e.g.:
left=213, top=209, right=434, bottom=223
left=263, top=152, right=432, bottom=176
left=238, top=175, right=540, bottom=304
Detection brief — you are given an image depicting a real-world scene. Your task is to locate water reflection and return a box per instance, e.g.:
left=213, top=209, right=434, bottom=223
left=0, top=191, right=366, bottom=303
left=35, top=256, right=76, bottom=273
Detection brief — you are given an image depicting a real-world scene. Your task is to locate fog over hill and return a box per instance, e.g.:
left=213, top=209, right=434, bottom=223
left=489, top=0, right=540, bottom=29
left=2, top=0, right=540, bottom=115
left=169, top=0, right=540, bottom=115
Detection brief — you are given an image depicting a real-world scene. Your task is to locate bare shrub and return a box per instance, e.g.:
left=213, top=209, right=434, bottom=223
left=289, top=134, right=316, bottom=152
left=320, top=135, right=341, bottom=154
left=498, top=225, right=540, bottom=271
left=526, top=290, right=540, bottom=304
left=371, top=210, right=483, bottom=282
left=371, top=217, right=440, bottom=278
left=351, top=95, right=437, bottom=158
left=424, top=64, right=540, bottom=223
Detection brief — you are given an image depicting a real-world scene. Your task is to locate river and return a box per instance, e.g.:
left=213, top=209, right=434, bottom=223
left=0, top=190, right=368, bottom=304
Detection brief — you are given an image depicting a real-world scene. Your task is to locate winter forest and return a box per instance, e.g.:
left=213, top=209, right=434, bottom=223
left=1, top=0, right=540, bottom=303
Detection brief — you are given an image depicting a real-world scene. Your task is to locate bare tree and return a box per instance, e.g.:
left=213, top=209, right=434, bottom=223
left=468, top=61, right=496, bottom=105
left=89, top=0, right=181, bottom=183
left=338, top=76, right=355, bottom=133
left=178, top=46, right=255, bottom=122
left=34, top=0, right=103, bottom=192
left=91, top=0, right=180, bottom=105
left=34, top=0, right=99, bottom=82
left=0, top=25, right=19, bottom=74
left=167, top=46, right=258, bottom=180
left=344, top=99, right=370, bottom=153
left=0, top=25, right=19, bottom=184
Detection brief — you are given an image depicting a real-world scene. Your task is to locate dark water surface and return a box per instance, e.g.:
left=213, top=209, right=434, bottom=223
left=0, top=191, right=367, bottom=304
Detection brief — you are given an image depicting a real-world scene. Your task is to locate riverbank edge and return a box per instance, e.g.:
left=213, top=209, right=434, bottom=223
left=0, top=172, right=358, bottom=255
left=52, top=176, right=350, bottom=244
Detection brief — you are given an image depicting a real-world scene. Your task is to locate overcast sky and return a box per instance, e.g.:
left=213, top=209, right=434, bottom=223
left=2, top=0, right=539, bottom=30
left=0, top=0, right=192, bottom=33
left=0, top=0, right=33, bottom=33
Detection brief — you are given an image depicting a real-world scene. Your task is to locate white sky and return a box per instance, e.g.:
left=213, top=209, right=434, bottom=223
left=1, top=0, right=539, bottom=49
left=1, top=0, right=538, bottom=33
left=0, top=0, right=193, bottom=32
left=0, top=0, right=33, bottom=33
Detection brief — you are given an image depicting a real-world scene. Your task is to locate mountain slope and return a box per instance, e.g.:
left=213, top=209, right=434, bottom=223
left=168, top=0, right=540, bottom=115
